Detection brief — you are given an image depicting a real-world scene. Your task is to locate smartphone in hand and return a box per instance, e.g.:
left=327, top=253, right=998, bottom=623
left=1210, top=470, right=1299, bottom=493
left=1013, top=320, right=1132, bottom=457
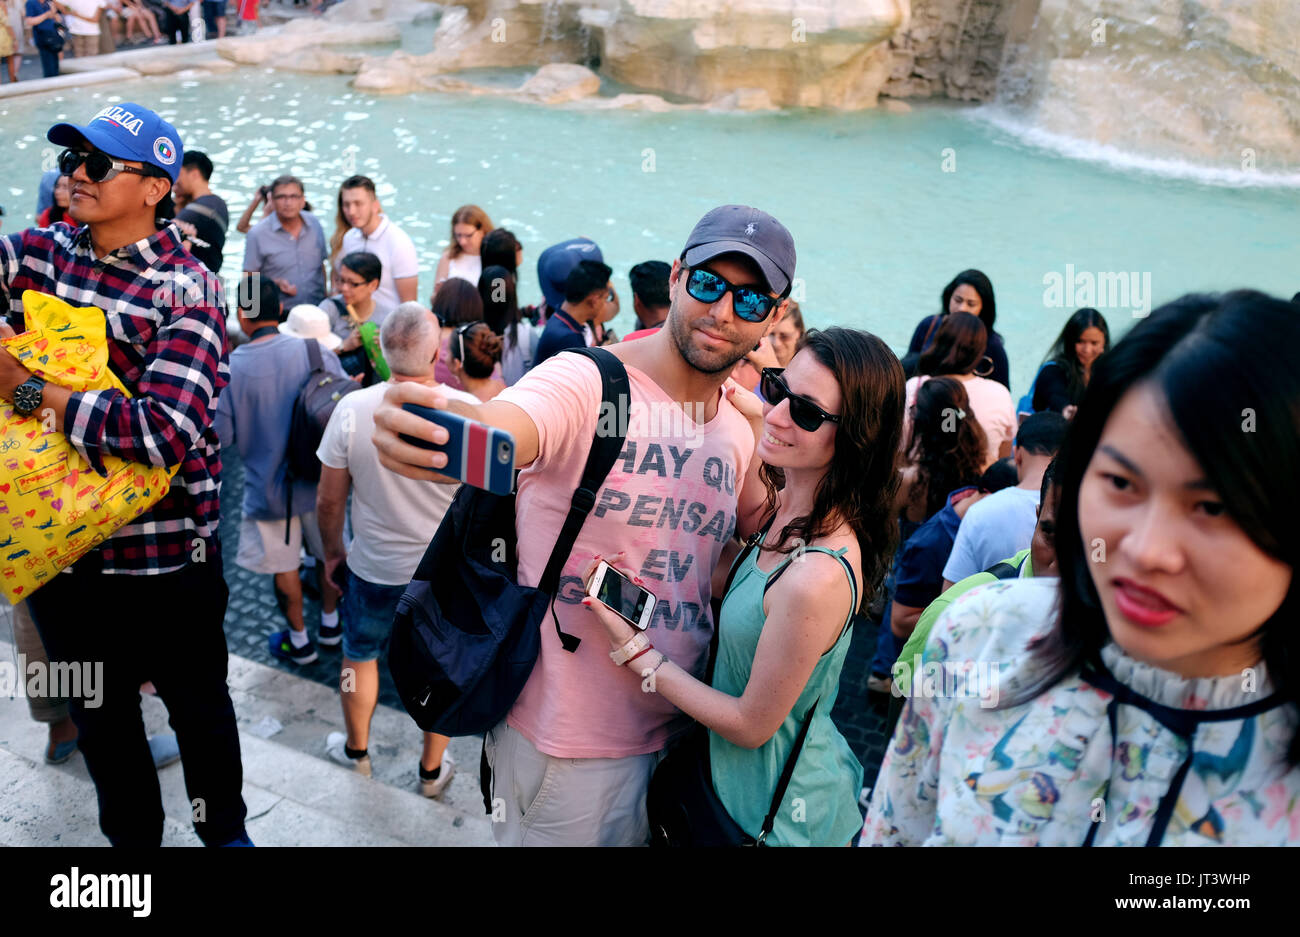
left=586, top=560, right=657, bottom=630
left=399, top=404, right=516, bottom=496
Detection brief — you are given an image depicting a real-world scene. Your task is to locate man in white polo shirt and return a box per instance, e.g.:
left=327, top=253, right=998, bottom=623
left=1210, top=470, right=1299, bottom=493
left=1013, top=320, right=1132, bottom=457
left=338, top=175, right=419, bottom=309
left=316, top=301, right=477, bottom=797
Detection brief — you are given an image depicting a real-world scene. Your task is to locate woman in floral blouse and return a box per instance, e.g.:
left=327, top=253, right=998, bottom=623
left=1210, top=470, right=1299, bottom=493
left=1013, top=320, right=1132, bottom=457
left=864, top=290, right=1300, bottom=846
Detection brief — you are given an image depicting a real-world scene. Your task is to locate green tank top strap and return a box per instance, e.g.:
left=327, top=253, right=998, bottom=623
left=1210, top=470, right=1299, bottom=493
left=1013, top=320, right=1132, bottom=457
left=761, top=538, right=859, bottom=640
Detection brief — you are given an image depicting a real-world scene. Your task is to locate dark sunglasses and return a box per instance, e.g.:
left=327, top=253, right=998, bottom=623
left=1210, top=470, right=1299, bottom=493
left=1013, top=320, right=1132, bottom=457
left=761, top=368, right=841, bottom=432
left=684, top=267, right=780, bottom=323
left=58, top=149, right=158, bottom=183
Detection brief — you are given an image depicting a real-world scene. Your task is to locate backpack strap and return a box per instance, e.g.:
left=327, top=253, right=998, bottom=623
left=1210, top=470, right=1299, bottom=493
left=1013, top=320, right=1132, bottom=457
left=538, top=346, right=630, bottom=652
left=986, top=560, right=1020, bottom=580
left=285, top=339, right=327, bottom=543
left=304, top=337, right=324, bottom=373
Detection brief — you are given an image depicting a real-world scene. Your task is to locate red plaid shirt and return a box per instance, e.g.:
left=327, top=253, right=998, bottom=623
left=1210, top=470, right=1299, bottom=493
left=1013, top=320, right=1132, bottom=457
left=1, top=222, right=229, bottom=575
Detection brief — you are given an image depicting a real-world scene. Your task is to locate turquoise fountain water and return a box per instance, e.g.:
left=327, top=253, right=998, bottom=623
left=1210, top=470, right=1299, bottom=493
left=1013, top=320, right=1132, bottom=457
left=3, top=68, right=1298, bottom=399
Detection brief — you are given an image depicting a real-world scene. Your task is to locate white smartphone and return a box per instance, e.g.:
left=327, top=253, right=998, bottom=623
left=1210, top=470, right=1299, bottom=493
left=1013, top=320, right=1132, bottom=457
left=586, top=561, right=657, bottom=631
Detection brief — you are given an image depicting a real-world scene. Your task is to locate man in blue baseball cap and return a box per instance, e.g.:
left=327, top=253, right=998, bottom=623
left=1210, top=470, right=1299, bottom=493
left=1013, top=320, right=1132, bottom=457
left=535, top=236, right=603, bottom=317
left=0, top=102, right=252, bottom=848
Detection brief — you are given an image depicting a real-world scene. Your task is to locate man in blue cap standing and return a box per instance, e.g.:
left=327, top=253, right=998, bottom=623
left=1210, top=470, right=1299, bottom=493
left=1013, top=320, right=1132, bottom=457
left=0, top=103, right=251, bottom=847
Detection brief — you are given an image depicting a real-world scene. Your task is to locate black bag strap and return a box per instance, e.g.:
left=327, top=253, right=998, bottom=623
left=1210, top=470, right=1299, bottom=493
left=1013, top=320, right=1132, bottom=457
left=710, top=511, right=818, bottom=845
left=284, top=339, right=327, bottom=543
left=539, top=346, right=630, bottom=652
left=757, top=698, right=818, bottom=845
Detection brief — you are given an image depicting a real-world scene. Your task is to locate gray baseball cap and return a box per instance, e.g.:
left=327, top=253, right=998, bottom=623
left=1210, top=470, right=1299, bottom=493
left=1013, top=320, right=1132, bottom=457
left=682, top=205, right=796, bottom=296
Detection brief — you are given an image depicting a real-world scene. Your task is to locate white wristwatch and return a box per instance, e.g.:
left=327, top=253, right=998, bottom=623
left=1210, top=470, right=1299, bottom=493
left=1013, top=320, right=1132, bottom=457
left=609, top=631, right=651, bottom=666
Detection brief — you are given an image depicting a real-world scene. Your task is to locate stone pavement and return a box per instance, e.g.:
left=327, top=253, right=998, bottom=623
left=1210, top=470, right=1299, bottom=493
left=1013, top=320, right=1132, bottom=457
left=0, top=631, right=494, bottom=846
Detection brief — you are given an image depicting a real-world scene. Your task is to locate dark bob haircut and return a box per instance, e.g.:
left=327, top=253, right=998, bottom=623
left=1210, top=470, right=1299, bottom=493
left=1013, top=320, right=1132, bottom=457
left=1012, top=290, right=1300, bottom=763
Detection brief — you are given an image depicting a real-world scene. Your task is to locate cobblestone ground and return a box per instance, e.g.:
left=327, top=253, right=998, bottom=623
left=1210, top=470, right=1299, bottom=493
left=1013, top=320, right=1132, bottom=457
left=219, top=451, right=405, bottom=712
left=218, top=451, right=895, bottom=799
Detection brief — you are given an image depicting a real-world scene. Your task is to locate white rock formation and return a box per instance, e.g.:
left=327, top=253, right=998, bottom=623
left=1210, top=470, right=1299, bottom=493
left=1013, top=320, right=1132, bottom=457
left=1002, top=0, right=1300, bottom=166
left=518, top=63, right=602, bottom=104
left=215, top=19, right=402, bottom=66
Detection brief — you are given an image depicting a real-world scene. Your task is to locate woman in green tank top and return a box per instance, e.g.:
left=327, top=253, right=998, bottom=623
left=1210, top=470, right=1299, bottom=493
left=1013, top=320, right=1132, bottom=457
left=581, top=328, right=906, bottom=845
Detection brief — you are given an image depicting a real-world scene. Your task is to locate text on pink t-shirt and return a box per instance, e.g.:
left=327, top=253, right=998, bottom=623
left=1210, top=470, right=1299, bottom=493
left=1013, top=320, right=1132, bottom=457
left=495, top=351, right=756, bottom=758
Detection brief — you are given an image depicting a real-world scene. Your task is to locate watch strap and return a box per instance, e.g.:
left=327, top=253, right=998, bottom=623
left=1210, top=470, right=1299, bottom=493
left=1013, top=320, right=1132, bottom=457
left=13, top=375, right=46, bottom=415
left=609, top=630, right=651, bottom=666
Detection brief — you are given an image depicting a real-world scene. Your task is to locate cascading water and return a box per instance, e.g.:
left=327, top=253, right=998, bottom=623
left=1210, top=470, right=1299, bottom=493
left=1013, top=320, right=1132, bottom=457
left=971, top=0, right=1300, bottom=186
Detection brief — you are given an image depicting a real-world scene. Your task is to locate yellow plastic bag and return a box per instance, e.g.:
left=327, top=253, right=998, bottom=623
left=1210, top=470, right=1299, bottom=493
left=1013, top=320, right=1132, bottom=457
left=0, top=291, right=178, bottom=603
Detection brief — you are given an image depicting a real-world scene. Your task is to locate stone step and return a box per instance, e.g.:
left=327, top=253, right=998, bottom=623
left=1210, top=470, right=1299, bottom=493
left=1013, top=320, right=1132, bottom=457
left=0, top=637, right=493, bottom=846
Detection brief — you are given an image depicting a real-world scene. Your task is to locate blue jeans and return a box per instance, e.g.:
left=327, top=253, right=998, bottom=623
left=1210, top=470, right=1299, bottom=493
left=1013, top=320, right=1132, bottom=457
left=37, top=45, right=60, bottom=77
left=341, top=569, right=405, bottom=661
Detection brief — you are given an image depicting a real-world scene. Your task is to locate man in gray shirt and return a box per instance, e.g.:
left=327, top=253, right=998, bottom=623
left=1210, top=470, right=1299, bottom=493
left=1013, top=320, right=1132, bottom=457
left=241, top=175, right=327, bottom=308
left=215, top=274, right=346, bottom=666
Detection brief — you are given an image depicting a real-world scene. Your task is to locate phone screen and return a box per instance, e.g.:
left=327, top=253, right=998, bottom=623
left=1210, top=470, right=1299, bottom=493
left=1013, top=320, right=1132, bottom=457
left=596, top=567, right=651, bottom=626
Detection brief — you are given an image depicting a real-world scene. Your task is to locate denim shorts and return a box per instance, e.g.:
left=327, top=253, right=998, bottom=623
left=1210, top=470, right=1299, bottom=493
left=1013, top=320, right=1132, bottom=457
left=341, top=569, right=406, bottom=662
left=202, top=0, right=227, bottom=15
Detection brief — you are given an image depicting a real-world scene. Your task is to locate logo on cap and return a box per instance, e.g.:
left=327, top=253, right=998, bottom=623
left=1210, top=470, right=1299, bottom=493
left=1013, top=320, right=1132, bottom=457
left=153, top=137, right=177, bottom=165
left=744, top=223, right=756, bottom=237
left=93, top=105, right=144, bottom=137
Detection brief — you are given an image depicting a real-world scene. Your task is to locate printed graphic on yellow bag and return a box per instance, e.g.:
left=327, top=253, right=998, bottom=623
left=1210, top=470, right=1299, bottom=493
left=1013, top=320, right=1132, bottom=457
left=0, top=292, right=178, bottom=603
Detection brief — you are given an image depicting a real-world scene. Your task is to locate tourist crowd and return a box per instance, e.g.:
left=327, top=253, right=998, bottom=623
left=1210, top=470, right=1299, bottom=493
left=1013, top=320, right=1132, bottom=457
left=2, top=100, right=1298, bottom=848
left=0, top=0, right=326, bottom=80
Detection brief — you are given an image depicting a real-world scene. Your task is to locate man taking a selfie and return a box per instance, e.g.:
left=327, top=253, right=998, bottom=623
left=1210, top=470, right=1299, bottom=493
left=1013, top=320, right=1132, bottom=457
left=372, top=205, right=794, bottom=846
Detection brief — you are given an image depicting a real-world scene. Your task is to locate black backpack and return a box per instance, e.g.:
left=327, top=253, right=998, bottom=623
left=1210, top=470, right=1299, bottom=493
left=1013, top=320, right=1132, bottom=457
left=283, top=339, right=359, bottom=540
left=388, top=346, right=629, bottom=736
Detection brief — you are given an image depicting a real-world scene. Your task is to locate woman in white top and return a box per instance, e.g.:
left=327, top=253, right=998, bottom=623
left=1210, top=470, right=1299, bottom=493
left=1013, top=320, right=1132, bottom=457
left=865, top=289, right=1300, bottom=846
left=434, top=204, right=491, bottom=289
left=903, top=313, right=1015, bottom=470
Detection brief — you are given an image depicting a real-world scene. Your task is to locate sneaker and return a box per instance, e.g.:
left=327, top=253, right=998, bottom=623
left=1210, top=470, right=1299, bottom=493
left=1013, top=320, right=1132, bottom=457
left=419, top=750, right=456, bottom=798
left=148, top=734, right=182, bottom=769
left=268, top=629, right=318, bottom=666
left=318, top=619, right=342, bottom=647
left=866, top=673, right=893, bottom=695
left=325, top=731, right=371, bottom=777
left=44, top=736, right=79, bottom=765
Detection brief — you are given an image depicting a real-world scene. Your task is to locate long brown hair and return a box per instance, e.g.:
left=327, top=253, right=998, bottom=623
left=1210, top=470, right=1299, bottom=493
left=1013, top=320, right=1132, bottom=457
left=448, top=205, right=493, bottom=259
left=919, top=313, right=987, bottom=377
left=759, top=327, right=905, bottom=610
left=905, top=376, right=987, bottom=521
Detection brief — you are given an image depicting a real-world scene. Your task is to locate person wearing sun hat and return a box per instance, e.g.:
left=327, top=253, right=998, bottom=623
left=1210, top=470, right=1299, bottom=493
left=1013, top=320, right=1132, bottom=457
left=0, top=101, right=255, bottom=847
left=280, top=303, right=343, bottom=351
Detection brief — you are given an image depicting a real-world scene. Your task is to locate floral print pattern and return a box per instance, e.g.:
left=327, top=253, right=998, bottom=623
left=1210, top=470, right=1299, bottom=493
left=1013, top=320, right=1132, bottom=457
left=862, top=577, right=1300, bottom=846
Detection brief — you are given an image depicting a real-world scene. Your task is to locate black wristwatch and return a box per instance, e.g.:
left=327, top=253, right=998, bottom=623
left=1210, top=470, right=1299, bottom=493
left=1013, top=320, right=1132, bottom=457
left=13, top=375, right=45, bottom=417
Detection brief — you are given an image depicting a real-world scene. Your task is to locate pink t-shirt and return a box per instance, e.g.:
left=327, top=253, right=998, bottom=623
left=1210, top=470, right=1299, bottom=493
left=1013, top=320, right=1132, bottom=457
left=904, top=374, right=1017, bottom=470
left=496, top=352, right=755, bottom=758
